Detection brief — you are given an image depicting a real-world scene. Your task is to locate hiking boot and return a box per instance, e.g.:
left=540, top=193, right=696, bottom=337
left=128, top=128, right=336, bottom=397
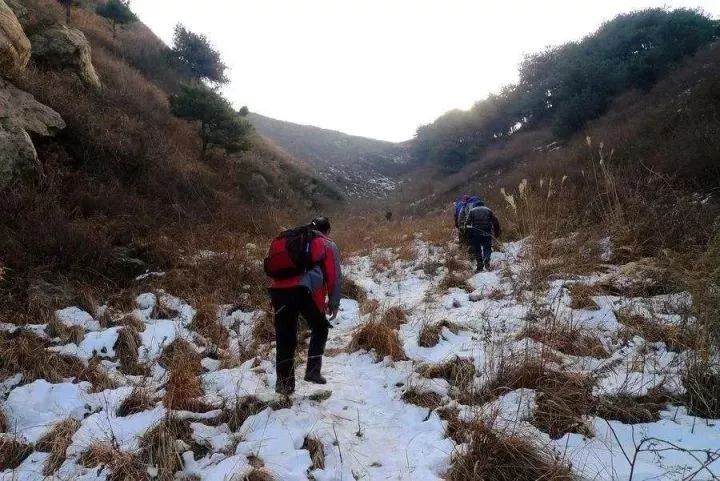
left=305, top=357, right=326, bottom=384
left=304, top=373, right=327, bottom=384
left=275, top=383, right=295, bottom=395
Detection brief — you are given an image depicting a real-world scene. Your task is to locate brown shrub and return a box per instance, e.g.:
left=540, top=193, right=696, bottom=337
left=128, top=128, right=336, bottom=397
left=446, top=419, right=573, bottom=481
left=191, top=303, right=229, bottom=349
left=117, top=388, right=154, bottom=417
left=303, top=436, right=325, bottom=470
left=0, top=437, right=33, bottom=470
left=402, top=388, right=444, bottom=409
left=418, top=320, right=460, bottom=347
left=35, top=418, right=80, bottom=475
left=80, top=442, right=150, bottom=481
left=164, top=366, right=203, bottom=411
left=381, top=306, right=408, bottom=330
left=520, top=325, right=610, bottom=358
left=476, top=358, right=551, bottom=404
left=419, top=359, right=476, bottom=392
left=348, top=322, right=406, bottom=361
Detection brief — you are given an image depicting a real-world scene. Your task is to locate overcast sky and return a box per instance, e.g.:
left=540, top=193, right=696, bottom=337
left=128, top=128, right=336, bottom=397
left=133, top=0, right=720, bottom=142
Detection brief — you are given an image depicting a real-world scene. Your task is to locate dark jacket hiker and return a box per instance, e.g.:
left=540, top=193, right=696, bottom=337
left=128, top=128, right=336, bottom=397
left=264, top=216, right=342, bottom=395
left=466, top=201, right=501, bottom=272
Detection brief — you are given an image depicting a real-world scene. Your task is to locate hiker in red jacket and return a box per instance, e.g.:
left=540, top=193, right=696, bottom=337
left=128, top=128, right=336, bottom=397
left=266, top=217, right=342, bottom=395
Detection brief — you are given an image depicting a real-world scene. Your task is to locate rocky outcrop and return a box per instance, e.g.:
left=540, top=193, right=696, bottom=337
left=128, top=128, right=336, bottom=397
left=0, top=78, right=66, bottom=187
left=0, top=0, right=31, bottom=77
left=30, top=24, right=101, bottom=90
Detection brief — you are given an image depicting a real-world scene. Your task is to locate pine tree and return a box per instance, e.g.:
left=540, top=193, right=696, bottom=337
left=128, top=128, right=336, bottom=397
left=170, top=83, right=251, bottom=157
left=96, top=0, right=138, bottom=39
left=171, top=24, right=228, bottom=84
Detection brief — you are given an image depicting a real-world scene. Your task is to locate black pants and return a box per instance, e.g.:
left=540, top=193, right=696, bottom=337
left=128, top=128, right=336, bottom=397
left=470, top=232, right=492, bottom=268
left=269, top=287, right=329, bottom=391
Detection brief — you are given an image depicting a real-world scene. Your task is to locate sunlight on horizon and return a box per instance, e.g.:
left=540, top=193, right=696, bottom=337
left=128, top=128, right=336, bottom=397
left=133, top=0, right=720, bottom=142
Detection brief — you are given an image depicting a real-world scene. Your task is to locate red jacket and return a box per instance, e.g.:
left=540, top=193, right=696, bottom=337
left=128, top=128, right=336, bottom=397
left=271, top=233, right=342, bottom=312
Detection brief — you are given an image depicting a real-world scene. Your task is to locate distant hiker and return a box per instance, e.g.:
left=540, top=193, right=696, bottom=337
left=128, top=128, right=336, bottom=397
left=454, top=195, right=470, bottom=244
left=465, top=199, right=501, bottom=272
left=385, top=211, right=392, bottom=222
left=263, top=216, right=342, bottom=395
left=458, top=195, right=480, bottom=245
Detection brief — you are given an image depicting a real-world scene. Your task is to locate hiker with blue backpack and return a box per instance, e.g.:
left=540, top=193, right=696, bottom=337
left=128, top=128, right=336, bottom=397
left=454, top=195, right=470, bottom=244
left=264, top=216, right=342, bottom=395
left=465, top=199, right=501, bottom=272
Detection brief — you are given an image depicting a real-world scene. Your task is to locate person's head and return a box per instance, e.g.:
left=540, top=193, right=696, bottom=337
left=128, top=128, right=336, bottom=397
left=310, top=216, right=331, bottom=235
left=461, top=194, right=470, bottom=202
left=474, top=198, right=485, bottom=207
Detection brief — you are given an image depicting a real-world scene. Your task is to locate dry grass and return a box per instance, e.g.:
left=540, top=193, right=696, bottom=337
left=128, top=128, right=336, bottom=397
left=342, top=277, right=367, bottom=303
left=446, top=418, right=573, bottom=481
left=251, top=313, right=275, bottom=347
left=402, top=388, right=444, bottom=409
left=219, top=396, right=293, bottom=431
left=532, top=371, right=594, bottom=439
left=0, top=409, right=6, bottom=433
left=159, top=339, right=202, bottom=374
left=140, top=416, right=193, bottom=481
left=381, top=306, right=408, bottom=330
left=0, top=331, right=111, bottom=389
left=359, top=299, right=380, bottom=316
left=191, top=303, right=229, bottom=349
left=0, top=437, right=33, bottom=470
left=46, top=318, right=85, bottom=344
left=683, top=361, right=720, bottom=418
left=595, top=388, right=672, bottom=424
left=438, top=272, right=473, bottom=293
left=35, top=418, right=80, bottom=475
left=117, top=387, right=155, bottom=417
left=567, top=283, right=603, bottom=310
left=80, top=442, right=149, bottom=481
left=616, top=310, right=695, bottom=352
left=519, top=325, right=610, bottom=358
left=244, top=469, right=275, bottom=481
left=418, top=320, right=461, bottom=347
left=114, top=326, right=147, bottom=376
left=164, top=365, right=204, bottom=411
left=303, top=436, right=325, bottom=470
left=348, top=322, right=407, bottom=361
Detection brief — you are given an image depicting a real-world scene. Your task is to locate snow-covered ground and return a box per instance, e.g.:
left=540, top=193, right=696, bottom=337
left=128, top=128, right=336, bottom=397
left=1, top=238, right=719, bottom=480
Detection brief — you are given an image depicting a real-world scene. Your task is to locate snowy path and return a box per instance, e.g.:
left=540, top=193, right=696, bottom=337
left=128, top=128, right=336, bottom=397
left=2, top=238, right=720, bottom=481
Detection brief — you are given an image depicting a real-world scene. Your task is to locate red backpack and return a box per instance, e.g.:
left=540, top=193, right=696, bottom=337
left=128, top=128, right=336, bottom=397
left=264, top=226, right=320, bottom=279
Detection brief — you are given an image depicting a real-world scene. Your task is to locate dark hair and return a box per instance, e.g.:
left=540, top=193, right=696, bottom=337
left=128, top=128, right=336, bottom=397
left=310, top=216, right=331, bottom=234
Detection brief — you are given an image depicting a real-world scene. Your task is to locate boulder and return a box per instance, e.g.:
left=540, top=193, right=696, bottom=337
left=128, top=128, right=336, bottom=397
left=0, top=78, right=65, bottom=135
left=30, top=24, right=101, bottom=90
left=0, top=0, right=31, bottom=77
left=0, top=78, right=65, bottom=188
left=0, top=122, right=39, bottom=187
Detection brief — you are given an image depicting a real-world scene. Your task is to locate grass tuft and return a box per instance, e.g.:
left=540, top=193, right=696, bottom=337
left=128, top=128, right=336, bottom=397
left=36, top=418, right=81, bottom=475
left=117, top=387, right=155, bottom=417
left=348, top=322, right=406, bottom=361
left=0, top=437, right=33, bottom=471
left=303, top=436, right=325, bottom=470
left=418, top=320, right=461, bottom=347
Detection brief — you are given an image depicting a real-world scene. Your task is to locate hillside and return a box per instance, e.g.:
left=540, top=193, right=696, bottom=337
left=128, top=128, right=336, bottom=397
left=248, top=113, right=413, bottom=199
left=0, top=0, right=340, bottom=320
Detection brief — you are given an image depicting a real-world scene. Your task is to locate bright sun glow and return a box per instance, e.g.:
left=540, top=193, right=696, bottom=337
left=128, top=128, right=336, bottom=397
left=133, top=0, right=720, bottom=142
